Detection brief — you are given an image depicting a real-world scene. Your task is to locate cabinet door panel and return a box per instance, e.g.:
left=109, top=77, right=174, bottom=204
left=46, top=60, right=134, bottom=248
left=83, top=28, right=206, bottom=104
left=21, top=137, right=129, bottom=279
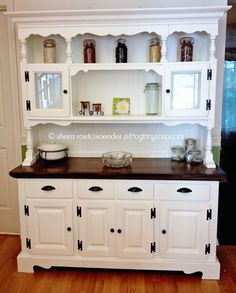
left=26, top=199, right=73, bottom=255
left=117, top=201, right=153, bottom=258
left=160, top=201, right=209, bottom=260
left=77, top=200, right=116, bottom=256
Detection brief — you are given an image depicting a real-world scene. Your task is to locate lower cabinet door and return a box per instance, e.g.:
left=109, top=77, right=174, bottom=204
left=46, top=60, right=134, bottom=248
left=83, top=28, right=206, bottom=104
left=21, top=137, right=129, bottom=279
left=26, top=199, right=73, bottom=255
left=160, top=201, right=209, bottom=260
left=77, top=200, right=116, bottom=257
left=116, top=201, right=154, bottom=258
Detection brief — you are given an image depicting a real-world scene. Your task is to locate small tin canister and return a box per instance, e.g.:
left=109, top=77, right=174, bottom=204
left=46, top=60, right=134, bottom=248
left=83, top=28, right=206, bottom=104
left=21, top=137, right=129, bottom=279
left=43, top=39, right=56, bottom=63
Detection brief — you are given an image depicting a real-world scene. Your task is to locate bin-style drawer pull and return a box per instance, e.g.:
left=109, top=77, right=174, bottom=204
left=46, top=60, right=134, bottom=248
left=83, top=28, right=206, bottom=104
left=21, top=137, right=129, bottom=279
left=177, top=187, right=192, bottom=193
left=88, top=186, right=103, bottom=192
left=128, top=187, right=143, bottom=193
left=41, top=185, right=56, bottom=191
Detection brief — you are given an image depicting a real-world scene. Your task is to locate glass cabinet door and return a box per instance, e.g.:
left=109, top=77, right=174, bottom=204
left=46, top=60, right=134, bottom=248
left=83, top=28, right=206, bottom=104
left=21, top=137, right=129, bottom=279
left=165, top=63, right=210, bottom=117
left=27, top=65, right=69, bottom=117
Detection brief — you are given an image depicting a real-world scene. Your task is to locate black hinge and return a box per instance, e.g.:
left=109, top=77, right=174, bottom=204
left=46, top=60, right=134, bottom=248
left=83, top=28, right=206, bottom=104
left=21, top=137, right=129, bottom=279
left=151, top=208, right=156, bottom=219
left=150, top=242, right=156, bottom=253
left=206, top=99, right=211, bottom=110
left=26, top=100, right=31, bottom=111
left=25, top=71, right=29, bottom=82
left=207, top=209, right=212, bottom=220
left=78, top=240, right=83, bottom=251
left=26, top=238, right=31, bottom=249
left=77, top=206, right=82, bottom=217
left=205, top=243, right=211, bottom=254
left=24, top=205, right=29, bottom=216
left=207, top=69, right=212, bottom=80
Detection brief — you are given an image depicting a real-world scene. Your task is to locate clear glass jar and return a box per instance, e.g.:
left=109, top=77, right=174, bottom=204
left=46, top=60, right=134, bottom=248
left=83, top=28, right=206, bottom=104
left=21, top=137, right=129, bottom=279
left=43, top=39, right=56, bottom=63
left=149, top=38, right=161, bottom=62
left=180, top=37, right=194, bottom=62
left=186, top=149, right=203, bottom=164
left=83, top=39, right=96, bottom=63
left=171, top=146, right=185, bottom=161
left=185, top=138, right=197, bottom=153
left=115, top=38, right=127, bottom=63
left=144, top=83, right=158, bottom=115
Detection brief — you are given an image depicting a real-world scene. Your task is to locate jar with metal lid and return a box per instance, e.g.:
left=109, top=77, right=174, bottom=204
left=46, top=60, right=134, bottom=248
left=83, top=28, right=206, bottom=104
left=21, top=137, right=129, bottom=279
left=184, top=138, right=197, bottom=153
left=83, top=39, right=96, bottom=63
left=180, top=37, right=194, bottom=62
left=171, top=146, right=185, bottom=161
left=115, top=38, right=127, bottom=63
left=149, top=38, right=161, bottom=62
left=43, top=39, right=56, bottom=63
left=144, top=83, right=158, bottom=115
left=186, top=149, right=203, bottom=164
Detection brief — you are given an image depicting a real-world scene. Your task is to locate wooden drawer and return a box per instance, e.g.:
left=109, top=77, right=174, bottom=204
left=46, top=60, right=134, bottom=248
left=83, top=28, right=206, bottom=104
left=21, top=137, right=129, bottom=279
left=115, top=182, right=153, bottom=200
left=157, top=182, right=210, bottom=201
left=24, top=180, right=73, bottom=198
left=76, top=180, right=114, bottom=199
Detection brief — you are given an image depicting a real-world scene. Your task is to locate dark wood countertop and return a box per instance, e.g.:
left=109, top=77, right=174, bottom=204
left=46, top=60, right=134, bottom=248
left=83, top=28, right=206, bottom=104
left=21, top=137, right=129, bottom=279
left=9, top=157, right=226, bottom=181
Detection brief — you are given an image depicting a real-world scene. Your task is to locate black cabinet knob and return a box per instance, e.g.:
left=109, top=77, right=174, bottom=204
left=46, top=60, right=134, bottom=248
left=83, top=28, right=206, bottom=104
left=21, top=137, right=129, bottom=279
left=177, top=187, right=192, bottom=193
left=117, top=229, right=122, bottom=234
left=41, top=185, right=56, bottom=191
left=166, top=89, right=170, bottom=93
left=128, top=187, right=143, bottom=193
left=162, top=230, right=166, bottom=234
left=63, top=89, right=68, bottom=94
left=110, top=228, right=115, bottom=233
left=67, top=227, right=71, bottom=232
left=89, top=186, right=103, bottom=192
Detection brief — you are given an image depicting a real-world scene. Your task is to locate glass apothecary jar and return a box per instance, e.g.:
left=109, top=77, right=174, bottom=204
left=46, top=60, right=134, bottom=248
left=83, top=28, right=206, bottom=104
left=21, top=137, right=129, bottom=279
left=185, top=138, right=197, bottom=153
left=149, top=38, right=161, bottom=62
left=180, top=37, right=194, bottom=62
left=83, top=39, right=96, bottom=63
left=43, top=39, right=56, bottom=63
left=115, top=38, right=127, bottom=63
left=186, top=149, right=203, bottom=164
left=171, top=146, right=185, bottom=161
left=144, top=83, right=159, bottom=115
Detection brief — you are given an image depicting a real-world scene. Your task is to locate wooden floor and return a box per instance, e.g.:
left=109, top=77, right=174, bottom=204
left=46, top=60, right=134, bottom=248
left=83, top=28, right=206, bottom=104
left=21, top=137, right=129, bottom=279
left=0, top=235, right=235, bottom=293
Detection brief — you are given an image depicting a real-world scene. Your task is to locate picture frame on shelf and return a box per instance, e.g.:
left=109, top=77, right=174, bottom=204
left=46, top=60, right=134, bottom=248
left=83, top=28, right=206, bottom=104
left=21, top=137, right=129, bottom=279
left=112, top=97, right=130, bottom=115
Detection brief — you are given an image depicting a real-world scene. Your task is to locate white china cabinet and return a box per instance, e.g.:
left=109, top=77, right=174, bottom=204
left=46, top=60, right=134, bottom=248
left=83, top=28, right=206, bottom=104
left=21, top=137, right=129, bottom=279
left=6, top=6, right=229, bottom=167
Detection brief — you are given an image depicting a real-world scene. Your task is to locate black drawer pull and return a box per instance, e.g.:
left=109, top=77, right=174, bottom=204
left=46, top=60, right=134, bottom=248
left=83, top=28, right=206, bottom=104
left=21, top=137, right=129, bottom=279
left=89, top=186, right=103, bottom=192
left=177, top=187, right=192, bottom=193
left=41, top=185, right=56, bottom=191
left=128, top=187, right=143, bottom=193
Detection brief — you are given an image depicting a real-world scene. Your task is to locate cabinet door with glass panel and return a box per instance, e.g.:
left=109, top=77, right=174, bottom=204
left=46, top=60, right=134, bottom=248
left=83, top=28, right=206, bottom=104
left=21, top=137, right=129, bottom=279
left=25, top=64, right=69, bottom=117
left=164, top=62, right=211, bottom=117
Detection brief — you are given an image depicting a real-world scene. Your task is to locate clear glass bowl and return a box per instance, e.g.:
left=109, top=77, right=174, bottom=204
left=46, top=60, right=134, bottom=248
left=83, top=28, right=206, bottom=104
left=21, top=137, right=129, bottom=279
left=102, top=151, right=132, bottom=168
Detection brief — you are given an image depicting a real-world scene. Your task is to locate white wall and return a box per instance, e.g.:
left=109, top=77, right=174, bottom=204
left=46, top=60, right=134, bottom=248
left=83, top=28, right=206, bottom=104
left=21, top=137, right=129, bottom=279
left=12, top=0, right=228, bottom=11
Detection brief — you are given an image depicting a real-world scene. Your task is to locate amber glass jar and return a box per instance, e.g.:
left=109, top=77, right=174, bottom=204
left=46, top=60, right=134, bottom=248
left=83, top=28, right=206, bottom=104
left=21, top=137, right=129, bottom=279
left=149, top=38, right=161, bottom=62
left=83, top=39, right=96, bottom=63
left=180, top=37, right=194, bottom=62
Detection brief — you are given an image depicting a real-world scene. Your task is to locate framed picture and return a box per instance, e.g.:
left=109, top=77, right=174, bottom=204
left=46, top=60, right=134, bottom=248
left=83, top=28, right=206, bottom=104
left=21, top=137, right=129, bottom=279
left=112, top=98, right=130, bottom=115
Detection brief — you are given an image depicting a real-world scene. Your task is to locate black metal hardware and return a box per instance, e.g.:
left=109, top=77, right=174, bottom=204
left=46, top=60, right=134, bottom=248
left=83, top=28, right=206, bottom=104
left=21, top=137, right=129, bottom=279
left=166, top=89, right=170, bottom=93
left=151, top=208, right=156, bottom=219
left=117, top=229, right=122, bottom=234
left=151, top=242, right=156, bottom=253
left=128, top=187, right=143, bottom=193
left=77, top=206, right=82, bottom=217
left=162, top=230, right=166, bottom=234
left=177, top=187, right=192, bottom=193
left=207, top=209, right=212, bottom=220
left=41, top=185, right=56, bottom=191
left=24, top=205, right=29, bottom=216
left=26, top=100, right=31, bottom=111
left=78, top=240, right=83, bottom=251
left=63, top=89, right=68, bottom=94
left=88, top=186, right=103, bottom=192
left=26, top=238, right=31, bottom=249
left=67, top=227, right=71, bottom=231
left=207, top=69, right=212, bottom=80
left=110, top=228, right=115, bottom=233
left=24, top=71, right=29, bottom=82
left=206, top=99, right=211, bottom=110
left=205, top=243, right=211, bottom=254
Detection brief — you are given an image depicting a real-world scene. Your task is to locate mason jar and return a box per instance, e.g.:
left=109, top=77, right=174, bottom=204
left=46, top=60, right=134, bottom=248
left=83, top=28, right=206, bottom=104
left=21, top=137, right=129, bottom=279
left=43, top=39, right=56, bottom=63
left=144, top=83, right=159, bottom=115
left=186, top=149, right=203, bottom=164
left=171, top=146, right=185, bottom=161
